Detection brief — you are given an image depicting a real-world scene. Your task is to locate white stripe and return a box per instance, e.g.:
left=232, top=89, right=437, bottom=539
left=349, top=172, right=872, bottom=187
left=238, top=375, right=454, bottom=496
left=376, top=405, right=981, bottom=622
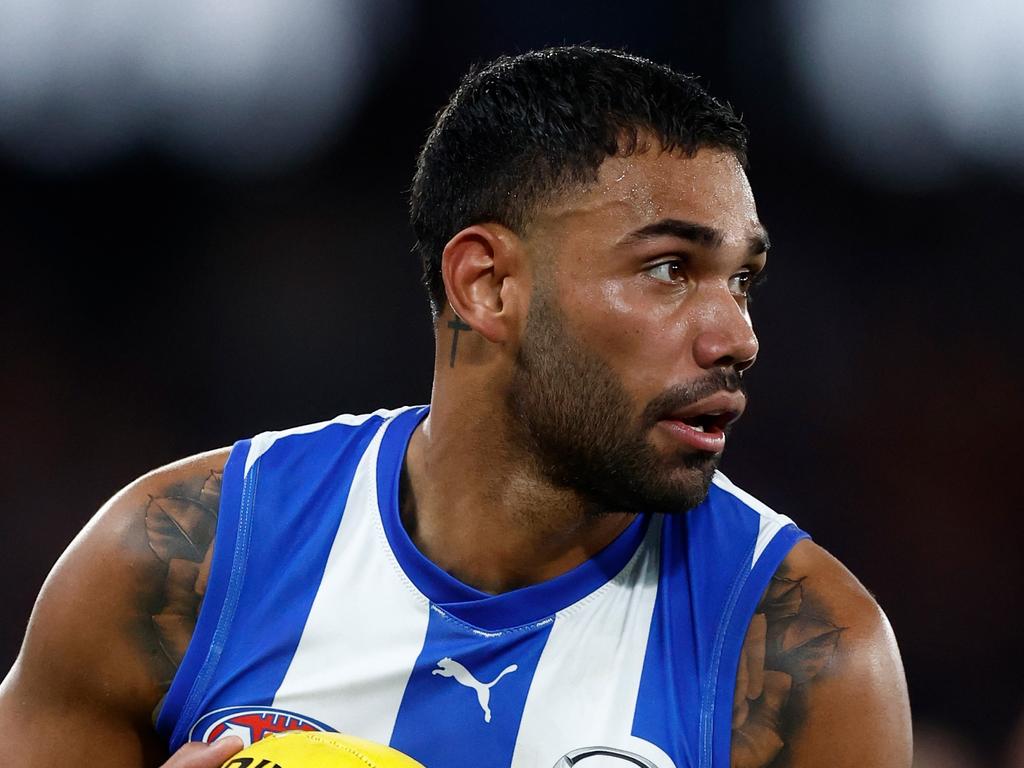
left=711, top=471, right=798, bottom=567
left=510, top=518, right=676, bottom=768
left=272, top=416, right=431, bottom=743
left=243, top=407, right=406, bottom=476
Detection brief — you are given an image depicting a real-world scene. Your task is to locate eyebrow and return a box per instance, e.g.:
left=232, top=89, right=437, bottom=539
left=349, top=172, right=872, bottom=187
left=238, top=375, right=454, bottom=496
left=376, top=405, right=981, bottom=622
left=619, top=218, right=770, bottom=255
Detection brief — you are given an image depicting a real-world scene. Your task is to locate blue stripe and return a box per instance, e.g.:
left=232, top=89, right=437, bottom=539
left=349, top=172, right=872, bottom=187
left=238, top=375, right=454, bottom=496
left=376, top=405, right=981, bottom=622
left=710, top=524, right=808, bottom=767
left=377, top=406, right=650, bottom=630
left=699, top=537, right=755, bottom=767
left=631, top=512, right=701, bottom=768
left=209, top=420, right=385, bottom=704
left=388, top=606, right=554, bottom=766
left=631, top=485, right=809, bottom=768
left=166, top=417, right=385, bottom=748
left=158, top=438, right=253, bottom=746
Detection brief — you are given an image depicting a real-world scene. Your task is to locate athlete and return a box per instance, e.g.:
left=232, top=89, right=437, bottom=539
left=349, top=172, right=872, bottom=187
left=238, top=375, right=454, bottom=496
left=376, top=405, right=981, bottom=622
left=0, top=47, right=912, bottom=767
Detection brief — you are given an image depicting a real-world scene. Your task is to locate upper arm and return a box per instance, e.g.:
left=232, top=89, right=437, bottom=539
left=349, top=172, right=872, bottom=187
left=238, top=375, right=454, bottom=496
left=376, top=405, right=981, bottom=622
left=0, top=448, right=230, bottom=766
left=730, top=539, right=912, bottom=768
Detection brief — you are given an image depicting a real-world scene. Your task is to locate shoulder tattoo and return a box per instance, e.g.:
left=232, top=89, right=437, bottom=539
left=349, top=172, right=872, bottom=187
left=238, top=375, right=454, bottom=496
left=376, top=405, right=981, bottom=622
left=141, top=469, right=221, bottom=706
left=730, top=564, right=846, bottom=768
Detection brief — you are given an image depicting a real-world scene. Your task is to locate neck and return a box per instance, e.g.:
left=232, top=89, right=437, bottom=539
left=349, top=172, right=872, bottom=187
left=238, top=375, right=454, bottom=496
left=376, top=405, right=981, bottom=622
left=401, top=392, right=637, bottom=595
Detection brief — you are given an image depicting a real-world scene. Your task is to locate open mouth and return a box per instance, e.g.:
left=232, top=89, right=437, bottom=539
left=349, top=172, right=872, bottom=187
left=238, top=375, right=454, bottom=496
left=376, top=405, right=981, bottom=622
left=673, top=410, right=737, bottom=435
left=656, top=391, right=745, bottom=453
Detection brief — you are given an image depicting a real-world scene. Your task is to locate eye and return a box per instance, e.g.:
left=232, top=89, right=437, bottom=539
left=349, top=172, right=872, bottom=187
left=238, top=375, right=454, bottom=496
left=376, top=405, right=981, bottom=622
left=729, top=269, right=766, bottom=299
left=646, top=260, right=685, bottom=284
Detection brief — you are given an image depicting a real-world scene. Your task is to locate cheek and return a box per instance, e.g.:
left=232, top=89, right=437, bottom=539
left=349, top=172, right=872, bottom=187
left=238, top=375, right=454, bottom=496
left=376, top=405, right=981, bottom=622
left=570, top=280, right=692, bottom=386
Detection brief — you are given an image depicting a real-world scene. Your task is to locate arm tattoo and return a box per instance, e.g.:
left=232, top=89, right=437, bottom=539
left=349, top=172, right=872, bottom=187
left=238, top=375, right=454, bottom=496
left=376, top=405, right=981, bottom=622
left=447, top=316, right=471, bottom=368
left=731, top=567, right=846, bottom=768
left=143, top=470, right=221, bottom=711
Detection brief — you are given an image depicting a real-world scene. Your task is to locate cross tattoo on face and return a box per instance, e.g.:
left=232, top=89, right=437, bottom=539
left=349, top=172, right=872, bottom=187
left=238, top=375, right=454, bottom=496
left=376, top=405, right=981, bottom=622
left=447, top=316, right=472, bottom=368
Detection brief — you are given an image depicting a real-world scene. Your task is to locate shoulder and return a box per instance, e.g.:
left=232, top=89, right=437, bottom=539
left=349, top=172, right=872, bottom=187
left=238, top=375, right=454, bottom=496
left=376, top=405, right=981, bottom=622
left=778, top=539, right=906, bottom=702
left=22, top=447, right=231, bottom=699
left=730, top=538, right=912, bottom=768
left=0, top=448, right=231, bottom=757
left=708, top=472, right=802, bottom=535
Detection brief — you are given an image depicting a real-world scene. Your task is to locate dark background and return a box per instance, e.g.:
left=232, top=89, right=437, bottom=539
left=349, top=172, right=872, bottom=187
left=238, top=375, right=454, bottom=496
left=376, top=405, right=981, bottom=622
left=2, top=2, right=1021, bottom=764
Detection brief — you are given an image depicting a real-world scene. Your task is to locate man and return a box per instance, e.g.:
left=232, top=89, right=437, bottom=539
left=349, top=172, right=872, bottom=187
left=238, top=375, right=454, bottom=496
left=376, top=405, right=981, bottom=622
left=0, top=47, right=911, bottom=767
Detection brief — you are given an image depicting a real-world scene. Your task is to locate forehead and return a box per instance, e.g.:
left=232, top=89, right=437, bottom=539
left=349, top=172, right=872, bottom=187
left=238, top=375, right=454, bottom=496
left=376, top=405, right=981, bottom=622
left=531, top=146, right=760, bottom=247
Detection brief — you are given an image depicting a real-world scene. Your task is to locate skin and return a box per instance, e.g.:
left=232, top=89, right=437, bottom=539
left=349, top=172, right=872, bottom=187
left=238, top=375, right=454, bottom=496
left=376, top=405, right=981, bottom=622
left=0, top=451, right=240, bottom=765
left=0, top=145, right=911, bottom=767
left=405, top=147, right=765, bottom=590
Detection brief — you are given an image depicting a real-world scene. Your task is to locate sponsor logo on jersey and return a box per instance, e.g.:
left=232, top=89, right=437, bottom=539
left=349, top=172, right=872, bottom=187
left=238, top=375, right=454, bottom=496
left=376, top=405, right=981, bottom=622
left=553, top=746, right=662, bottom=767
left=431, top=656, right=518, bottom=723
left=189, top=705, right=334, bottom=746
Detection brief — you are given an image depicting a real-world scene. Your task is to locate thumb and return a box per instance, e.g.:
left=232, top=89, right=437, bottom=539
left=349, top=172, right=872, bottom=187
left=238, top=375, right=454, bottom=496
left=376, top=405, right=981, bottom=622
left=162, top=736, right=245, bottom=768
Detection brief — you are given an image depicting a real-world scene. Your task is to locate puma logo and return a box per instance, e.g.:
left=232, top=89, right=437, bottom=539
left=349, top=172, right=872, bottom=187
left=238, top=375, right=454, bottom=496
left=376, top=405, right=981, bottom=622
left=431, top=657, right=518, bottom=723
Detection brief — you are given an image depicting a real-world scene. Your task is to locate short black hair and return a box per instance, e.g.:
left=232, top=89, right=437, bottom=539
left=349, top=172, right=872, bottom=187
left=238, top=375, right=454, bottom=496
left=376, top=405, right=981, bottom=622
left=410, top=45, right=749, bottom=317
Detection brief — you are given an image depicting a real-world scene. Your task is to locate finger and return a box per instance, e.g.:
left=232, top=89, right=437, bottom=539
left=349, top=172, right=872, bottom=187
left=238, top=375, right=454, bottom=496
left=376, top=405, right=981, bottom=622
left=733, top=640, right=749, bottom=723
left=746, top=612, right=767, bottom=700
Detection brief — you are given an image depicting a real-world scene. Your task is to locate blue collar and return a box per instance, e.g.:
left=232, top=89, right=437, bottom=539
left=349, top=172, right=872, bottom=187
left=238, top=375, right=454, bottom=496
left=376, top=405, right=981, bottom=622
left=376, top=406, right=651, bottom=631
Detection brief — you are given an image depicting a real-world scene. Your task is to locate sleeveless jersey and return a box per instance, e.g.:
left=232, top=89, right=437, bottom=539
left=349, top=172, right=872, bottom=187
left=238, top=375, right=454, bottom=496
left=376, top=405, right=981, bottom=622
left=156, top=405, right=808, bottom=768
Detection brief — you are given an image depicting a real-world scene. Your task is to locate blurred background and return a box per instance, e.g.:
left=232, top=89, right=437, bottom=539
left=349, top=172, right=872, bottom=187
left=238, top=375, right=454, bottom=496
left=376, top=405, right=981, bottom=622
left=1, top=1, right=1021, bottom=764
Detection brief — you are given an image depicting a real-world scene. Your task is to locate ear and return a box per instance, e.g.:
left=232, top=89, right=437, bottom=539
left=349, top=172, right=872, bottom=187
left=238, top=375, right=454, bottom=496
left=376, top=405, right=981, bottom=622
left=440, top=223, right=522, bottom=344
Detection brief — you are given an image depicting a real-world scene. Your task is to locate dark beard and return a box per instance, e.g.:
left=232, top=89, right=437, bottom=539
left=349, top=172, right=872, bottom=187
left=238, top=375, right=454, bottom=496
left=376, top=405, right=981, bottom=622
left=506, top=288, right=743, bottom=515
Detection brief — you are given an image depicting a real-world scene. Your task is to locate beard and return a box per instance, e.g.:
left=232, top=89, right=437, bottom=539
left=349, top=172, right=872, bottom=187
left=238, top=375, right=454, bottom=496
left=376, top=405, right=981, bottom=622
left=506, top=287, right=743, bottom=516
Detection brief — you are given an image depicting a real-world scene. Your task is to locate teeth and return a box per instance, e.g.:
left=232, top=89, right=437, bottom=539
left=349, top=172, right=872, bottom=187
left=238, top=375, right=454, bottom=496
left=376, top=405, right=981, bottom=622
left=691, top=424, right=705, bottom=432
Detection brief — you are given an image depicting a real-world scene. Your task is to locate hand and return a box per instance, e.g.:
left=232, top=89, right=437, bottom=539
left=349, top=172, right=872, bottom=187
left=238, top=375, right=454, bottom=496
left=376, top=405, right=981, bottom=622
left=159, top=737, right=243, bottom=768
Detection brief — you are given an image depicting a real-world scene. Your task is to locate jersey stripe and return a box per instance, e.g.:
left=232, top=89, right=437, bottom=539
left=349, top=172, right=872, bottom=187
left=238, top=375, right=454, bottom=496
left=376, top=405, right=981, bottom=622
left=166, top=415, right=387, bottom=750
left=244, top=409, right=399, bottom=475
left=389, top=606, right=555, bottom=766
left=711, top=473, right=799, bottom=567
left=509, top=518, right=673, bottom=768
left=709, top=524, right=807, bottom=764
left=158, top=438, right=254, bottom=746
left=273, top=415, right=431, bottom=744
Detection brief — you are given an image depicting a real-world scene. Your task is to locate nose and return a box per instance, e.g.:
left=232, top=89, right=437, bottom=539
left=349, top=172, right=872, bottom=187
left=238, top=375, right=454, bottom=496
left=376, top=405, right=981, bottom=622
left=691, top=287, right=759, bottom=373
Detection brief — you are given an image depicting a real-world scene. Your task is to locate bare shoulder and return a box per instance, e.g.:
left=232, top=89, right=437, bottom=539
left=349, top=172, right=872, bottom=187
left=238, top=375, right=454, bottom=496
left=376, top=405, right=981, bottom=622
left=0, top=448, right=231, bottom=763
left=730, top=539, right=912, bottom=768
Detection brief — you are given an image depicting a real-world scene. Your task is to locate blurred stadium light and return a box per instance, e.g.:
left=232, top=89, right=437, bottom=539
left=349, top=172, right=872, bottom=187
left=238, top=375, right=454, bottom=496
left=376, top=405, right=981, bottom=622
left=783, top=0, right=1024, bottom=186
left=0, top=0, right=409, bottom=173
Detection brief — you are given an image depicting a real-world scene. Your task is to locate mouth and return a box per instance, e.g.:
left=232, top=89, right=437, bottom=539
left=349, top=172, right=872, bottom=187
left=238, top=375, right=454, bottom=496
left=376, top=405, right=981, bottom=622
left=655, top=391, right=745, bottom=454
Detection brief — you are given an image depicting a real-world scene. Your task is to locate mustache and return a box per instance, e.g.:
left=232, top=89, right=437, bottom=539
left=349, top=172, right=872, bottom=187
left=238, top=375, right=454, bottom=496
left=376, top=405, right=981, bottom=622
left=641, top=368, right=745, bottom=425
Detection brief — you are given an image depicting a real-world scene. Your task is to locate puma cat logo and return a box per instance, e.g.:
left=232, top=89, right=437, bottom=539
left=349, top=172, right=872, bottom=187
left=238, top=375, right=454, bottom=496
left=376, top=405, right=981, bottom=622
left=431, top=657, right=518, bottom=723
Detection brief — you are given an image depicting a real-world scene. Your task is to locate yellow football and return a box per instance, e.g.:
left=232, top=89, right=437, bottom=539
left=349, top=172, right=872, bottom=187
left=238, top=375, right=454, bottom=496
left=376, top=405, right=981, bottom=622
left=220, top=732, right=425, bottom=768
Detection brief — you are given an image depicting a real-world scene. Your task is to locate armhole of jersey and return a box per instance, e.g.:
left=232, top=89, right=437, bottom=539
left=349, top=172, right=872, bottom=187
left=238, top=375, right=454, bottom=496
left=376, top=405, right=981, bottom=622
left=706, top=523, right=810, bottom=767
left=155, top=438, right=256, bottom=748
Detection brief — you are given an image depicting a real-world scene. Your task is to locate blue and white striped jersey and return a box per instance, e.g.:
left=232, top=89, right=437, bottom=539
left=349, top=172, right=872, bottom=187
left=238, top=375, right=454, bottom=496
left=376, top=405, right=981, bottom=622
left=156, top=406, right=808, bottom=768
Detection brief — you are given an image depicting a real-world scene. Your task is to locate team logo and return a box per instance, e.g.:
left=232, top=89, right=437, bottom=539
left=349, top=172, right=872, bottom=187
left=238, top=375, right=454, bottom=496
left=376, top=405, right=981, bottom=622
left=552, top=746, right=662, bottom=767
left=189, top=706, right=334, bottom=746
left=431, top=657, right=518, bottom=723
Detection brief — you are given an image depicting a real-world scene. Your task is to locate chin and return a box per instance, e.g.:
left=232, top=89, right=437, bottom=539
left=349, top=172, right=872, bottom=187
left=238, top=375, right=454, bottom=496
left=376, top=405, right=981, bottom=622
left=577, top=472, right=716, bottom=518
left=654, top=454, right=720, bottom=513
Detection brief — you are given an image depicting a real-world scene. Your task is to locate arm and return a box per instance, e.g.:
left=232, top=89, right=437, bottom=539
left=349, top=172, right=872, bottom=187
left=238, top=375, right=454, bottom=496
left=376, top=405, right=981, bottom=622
left=730, top=539, right=912, bottom=768
left=0, top=449, right=238, bottom=766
